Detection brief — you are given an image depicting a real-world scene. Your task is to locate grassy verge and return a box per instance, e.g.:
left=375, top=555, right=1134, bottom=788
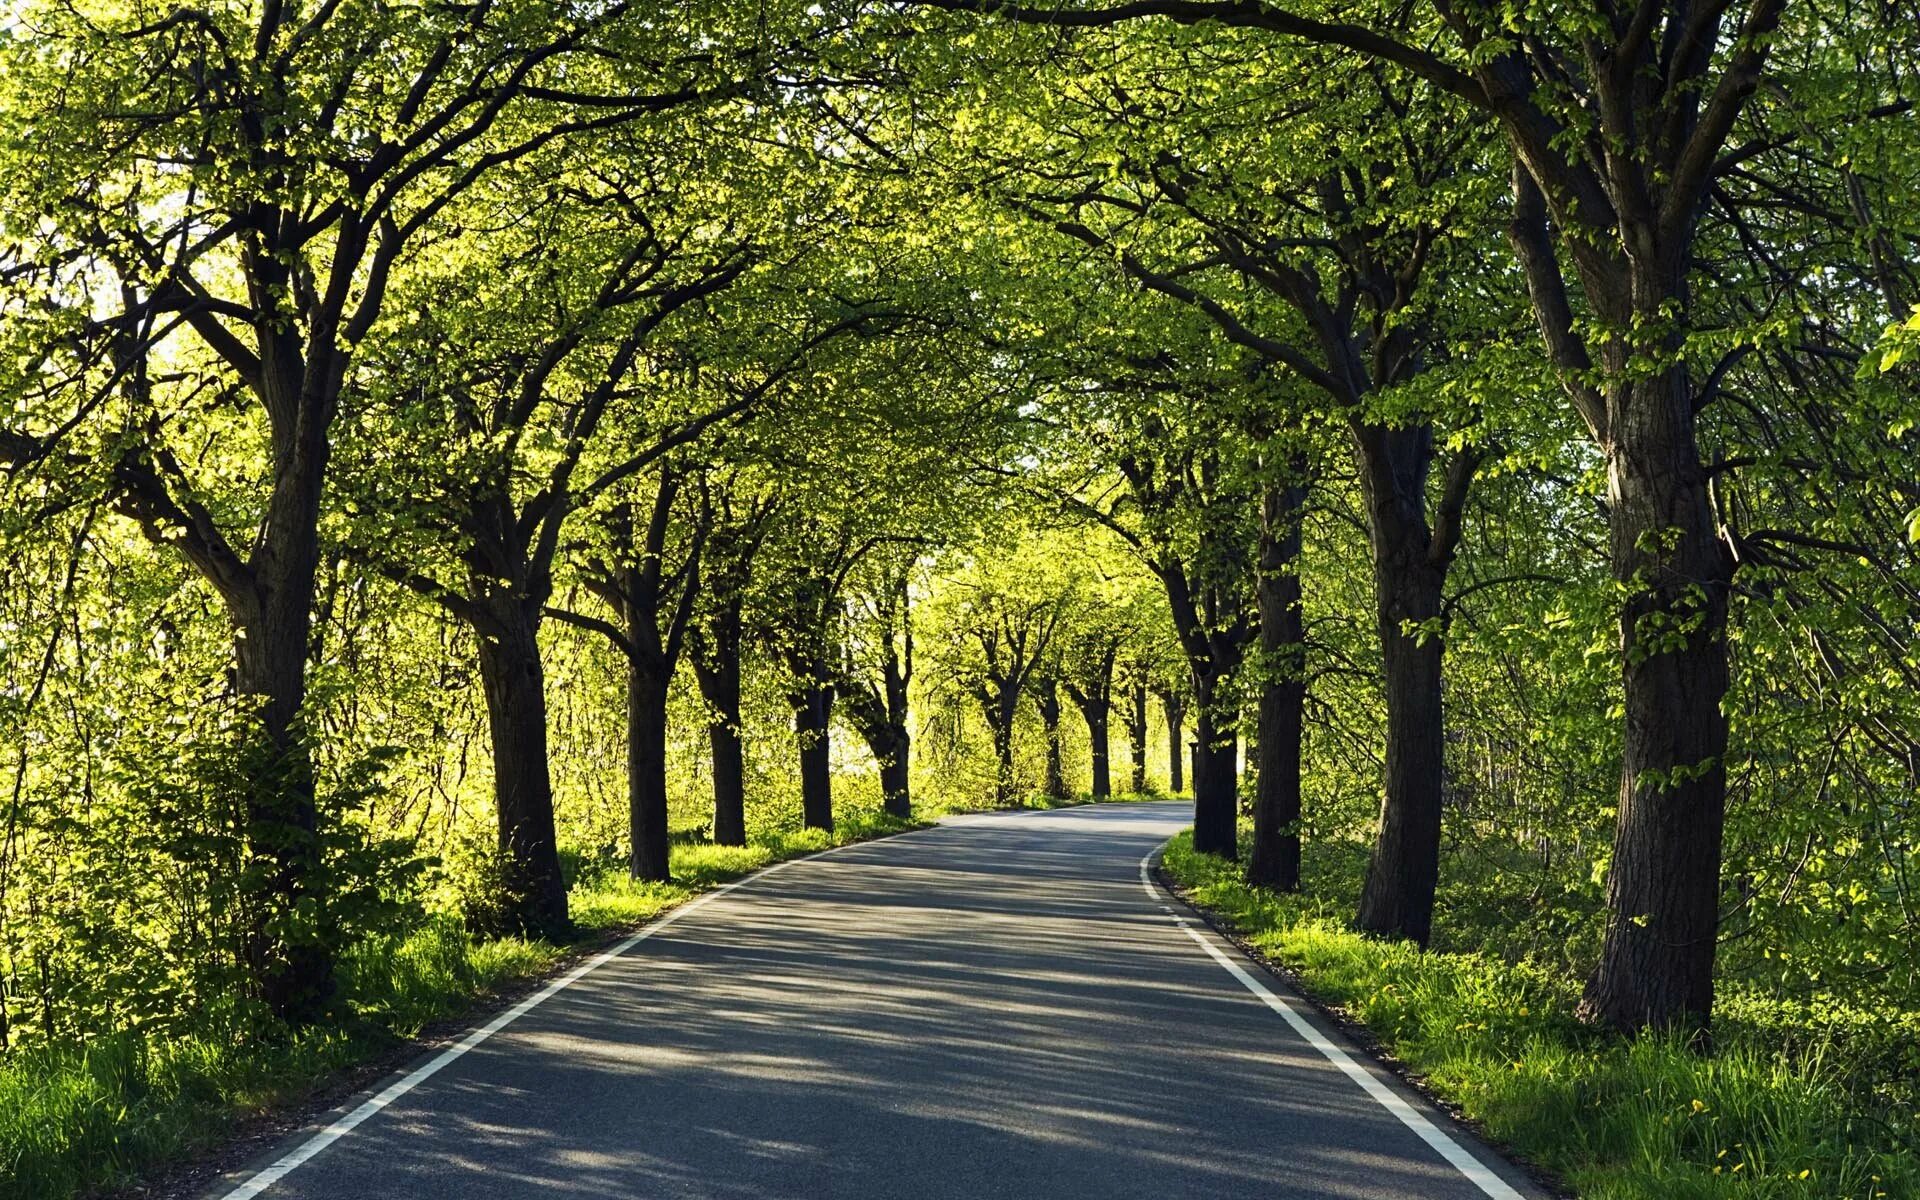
left=0, top=812, right=922, bottom=1200
left=1158, top=832, right=1917, bottom=1200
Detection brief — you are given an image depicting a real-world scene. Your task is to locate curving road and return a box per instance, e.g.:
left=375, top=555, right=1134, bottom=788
left=204, top=801, right=1544, bottom=1200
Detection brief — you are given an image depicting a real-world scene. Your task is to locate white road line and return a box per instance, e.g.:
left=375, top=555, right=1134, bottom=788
left=214, top=831, right=939, bottom=1200
left=1138, top=851, right=1527, bottom=1200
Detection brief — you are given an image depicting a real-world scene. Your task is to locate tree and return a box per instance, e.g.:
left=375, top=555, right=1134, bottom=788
left=1248, top=456, right=1311, bottom=891
left=1000, top=46, right=1498, bottom=941
left=1063, top=630, right=1121, bottom=800
left=840, top=550, right=920, bottom=818
left=1029, top=651, right=1074, bottom=800
left=1154, top=677, right=1190, bottom=795
left=967, top=592, right=1062, bottom=806
left=337, top=149, right=774, bottom=934
left=917, top=0, right=1915, bottom=1041
left=689, top=480, right=780, bottom=846
left=555, top=468, right=707, bottom=883
left=0, top=0, right=784, bottom=1016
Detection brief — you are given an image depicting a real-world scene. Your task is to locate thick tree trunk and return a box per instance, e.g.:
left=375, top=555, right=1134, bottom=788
left=1354, top=546, right=1447, bottom=944
left=1248, top=481, right=1307, bottom=892
left=1124, top=681, right=1148, bottom=794
left=232, top=577, right=334, bottom=1023
left=879, top=748, right=911, bottom=820
left=708, top=717, right=746, bottom=845
left=221, top=375, right=337, bottom=1023
left=1580, top=368, right=1732, bottom=1038
left=793, top=676, right=834, bottom=832
left=474, top=613, right=571, bottom=941
left=881, top=656, right=912, bottom=820
left=1081, top=704, right=1111, bottom=798
left=1191, top=693, right=1239, bottom=858
left=843, top=669, right=913, bottom=821
left=847, top=702, right=911, bottom=821
left=627, top=666, right=672, bottom=883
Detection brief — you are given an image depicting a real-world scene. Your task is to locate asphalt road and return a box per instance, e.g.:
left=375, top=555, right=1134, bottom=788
left=206, top=801, right=1545, bottom=1200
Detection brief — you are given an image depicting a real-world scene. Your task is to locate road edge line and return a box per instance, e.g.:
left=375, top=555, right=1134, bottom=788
left=213, top=824, right=953, bottom=1200
left=1136, top=847, right=1527, bottom=1200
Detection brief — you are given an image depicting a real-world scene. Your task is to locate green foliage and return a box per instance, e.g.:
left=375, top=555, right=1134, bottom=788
left=0, top=0, right=1916, bottom=1193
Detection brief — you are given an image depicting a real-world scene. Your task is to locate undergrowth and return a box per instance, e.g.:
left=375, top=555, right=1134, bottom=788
left=0, top=811, right=921, bottom=1200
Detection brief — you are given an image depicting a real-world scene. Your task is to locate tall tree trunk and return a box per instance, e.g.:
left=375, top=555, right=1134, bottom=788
left=881, top=621, right=913, bottom=821
left=793, top=673, right=835, bottom=832
left=1191, top=685, right=1238, bottom=858
left=979, top=689, right=1022, bottom=806
left=1085, top=706, right=1111, bottom=798
left=474, top=610, right=570, bottom=941
left=1160, top=690, right=1187, bottom=794
left=879, top=750, right=911, bottom=820
left=694, top=607, right=747, bottom=846
left=845, top=693, right=912, bottom=820
left=627, top=664, right=672, bottom=883
left=232, top=568, right=333, bottom=1022
left=709, top=716, right=746, bottom=845
left=1123, top=680, right=1148, bottom=794
left=1580, top=366, right=1732, bottom=1037
left=1035, top=679, right=1067, bottom=799
left=221, top=368, right=337, bottom=1023
left=1353, top=544, right=1448, bottom=944
left=1249, top=480, right=1307, bottom=891
left=842, top=647, right=913, bottom=821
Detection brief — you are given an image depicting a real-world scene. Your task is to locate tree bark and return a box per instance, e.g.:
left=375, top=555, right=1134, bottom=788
left=1150, top=555, right=1250, bottom=862
left=979, top=690, right=1021, bottom=806
left=793, top=673, right=835, bottom=832
left=1579, top=366, right=1733, bottom=1037
left=708, top=715, right=747, bottom=845
left=627, top=665, right=672, bottom=883
left=1248, top=479, right=1307, bottom=892
left=840, top=584, right=914, bottom=821
left=1082, top=705, right=1111, bottom=798
left=879, top=753, right=911, bottom=820
left=1353, top=537, right=1449, bottom=944
left=122, top=339, right=344, bottom=1022
left=231, top=573, right=334, bottom=1022
left=844, top=684, right=912, bottom=820
left=1191, top=689, right=1238, bottom=857
left=474, top=609, right=571, bottom=941
left=693, top=611, right=747, bottom=847
left=1035, top=676, right=1068, bottom=799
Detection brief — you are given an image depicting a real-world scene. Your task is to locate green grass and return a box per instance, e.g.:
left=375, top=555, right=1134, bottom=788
left=0, top=811, right=924, bottom=1200
left=1158, top=832, right=1919, bottom=1200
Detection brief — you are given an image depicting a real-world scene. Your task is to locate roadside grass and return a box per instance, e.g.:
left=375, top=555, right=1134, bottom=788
left=0, top=810, right=921, bottom=1200
left=1159, top=832, right=1919, bottom=1200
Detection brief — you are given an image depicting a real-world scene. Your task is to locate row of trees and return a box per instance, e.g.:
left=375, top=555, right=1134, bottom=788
left=0, top=0, right=1184, bottom=1049
left=928, top=529, right=1184, bottom=806
left=880, top=0, right=1920, bottom=1039
left=0, top=0, right=1914, bottom=1075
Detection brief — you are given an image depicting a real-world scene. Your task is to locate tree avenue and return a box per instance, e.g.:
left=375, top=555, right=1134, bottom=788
left=0, top=0, right=1916, bottom=1196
